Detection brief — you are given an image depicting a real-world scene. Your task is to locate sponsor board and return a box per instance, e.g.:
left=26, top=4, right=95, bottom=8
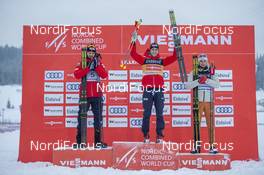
left=214, top=105, right=234, bottom=115
left=130, top=94, right=142, bottom=103
left=66, top=94, right=79, bottom=104
left=129, top=118, right=143, bottom=128
left=172, top=105, right=191, bottom=115
left=65, top=106, right=79, bottom=116
left=215, top=94, right=233, bottom=102
left=108, top=117, right=128, bottom=127
left=44, top=82, right=64, bottom=92
left=108, top=106, right=128, bottom=116
left=172, top=93, right=191, bottom=104
left=215, top=82, right=233, bottom=92
left=108, top=70, right=128, bottom=80
left=172, top=117, right=191, bottom=127
left=66, top=82, right=80, bottom=92
left=215, top=117, right=234, bottom=127
left=129, top=70, right=142, bottom=80
left=44, top=94, right=64, bottom=104
left=172, top=82, right=190, bottom=92
left=215, top=70, right=233, bottom=80
left=44, top=106, right=64, bottom=116
left=44, top=70, right=64, bottom=81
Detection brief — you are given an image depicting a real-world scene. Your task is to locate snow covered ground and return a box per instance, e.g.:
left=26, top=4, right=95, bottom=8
left=0, top=85, right=21, bottom=123
left=0, top=128, right=264, bottom=174
left=0, top=85, right=264, bottom=174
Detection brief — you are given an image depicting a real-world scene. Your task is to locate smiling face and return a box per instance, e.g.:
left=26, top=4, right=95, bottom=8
left=87, top=51, right=95, bottom=59
left=199, top=59, right=208, bottom=68
left=150, top=48, right=159, bottom=57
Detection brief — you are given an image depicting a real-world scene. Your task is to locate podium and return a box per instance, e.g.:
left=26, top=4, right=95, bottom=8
left=52, top=142, right=231, bottom=171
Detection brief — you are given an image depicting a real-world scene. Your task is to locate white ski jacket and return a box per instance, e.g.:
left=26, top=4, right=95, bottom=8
left=185, top=71, right=220, bottom=102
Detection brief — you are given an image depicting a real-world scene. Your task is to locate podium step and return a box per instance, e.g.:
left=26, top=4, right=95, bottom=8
left=52, top=147, right=113, bottom=168
left=52, top=142, right=231, bottom=171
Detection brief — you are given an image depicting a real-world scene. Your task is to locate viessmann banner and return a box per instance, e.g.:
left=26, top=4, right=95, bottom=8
left=19, top=25, right=258, bottom=162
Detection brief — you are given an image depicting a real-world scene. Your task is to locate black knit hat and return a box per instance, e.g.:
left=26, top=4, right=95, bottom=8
left=150, top=42, right=159, bottom=49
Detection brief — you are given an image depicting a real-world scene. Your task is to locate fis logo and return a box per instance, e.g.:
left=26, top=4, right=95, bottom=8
left=45, top=32, right=67, bottom=53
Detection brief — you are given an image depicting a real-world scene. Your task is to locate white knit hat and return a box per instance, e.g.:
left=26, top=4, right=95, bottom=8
left=198, top=53, right=208, bottom=62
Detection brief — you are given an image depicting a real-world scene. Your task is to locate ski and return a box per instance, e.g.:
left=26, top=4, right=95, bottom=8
left=169, top=10, right=188, bottom=82
left=120, top=19, right=143, bottom=69
left=79, top=47, right=88, bottom=146
left=192, top=55, right=201, bottom=153
left=209, top=62, right=216, bottom=147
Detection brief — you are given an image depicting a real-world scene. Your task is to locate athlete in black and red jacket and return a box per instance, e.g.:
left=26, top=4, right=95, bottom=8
left=74, top=44, right=107, bottom=148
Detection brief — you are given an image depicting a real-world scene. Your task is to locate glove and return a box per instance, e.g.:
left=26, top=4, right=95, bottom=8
left=198, top=75, right=207, bottom=84
left=131, top=31, right=138, bottom=42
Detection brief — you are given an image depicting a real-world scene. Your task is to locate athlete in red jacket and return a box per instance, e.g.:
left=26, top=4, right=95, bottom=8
left=130, top=32, right=178, bottom=143
left=74, top=44, right=108, bottom=148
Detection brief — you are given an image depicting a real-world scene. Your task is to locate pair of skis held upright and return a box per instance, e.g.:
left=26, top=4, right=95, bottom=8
left=78, top=11, right=206, bottom=151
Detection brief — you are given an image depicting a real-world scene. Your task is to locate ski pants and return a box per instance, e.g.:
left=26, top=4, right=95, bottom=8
left=199, top=102, right=215, bottom=145
left=141, top=89, right=165, bottom=137
left=76, top=97, right=103, bottom=144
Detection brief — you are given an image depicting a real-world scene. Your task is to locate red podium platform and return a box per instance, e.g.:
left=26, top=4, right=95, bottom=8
left=52, top=142, right=231, bottom=171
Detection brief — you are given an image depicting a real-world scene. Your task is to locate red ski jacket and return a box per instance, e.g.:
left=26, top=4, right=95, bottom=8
left=130, top=43, right=177, bottom=88
left=74, top=58, right=107, bottom=97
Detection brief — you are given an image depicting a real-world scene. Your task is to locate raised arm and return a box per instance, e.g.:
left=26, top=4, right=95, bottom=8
left=130, top=43, right=145, bottom=65
left=163, top=48, right=177, bottom=66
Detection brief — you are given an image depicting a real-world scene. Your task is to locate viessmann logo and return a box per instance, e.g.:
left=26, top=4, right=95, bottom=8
left=44, top=71, right=64, bottom=81
left=60, top=158, right=107, bottom=168
left=181, top=157, right=230, bottom=169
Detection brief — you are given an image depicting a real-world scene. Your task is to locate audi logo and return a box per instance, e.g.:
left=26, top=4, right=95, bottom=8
left=173, top=83, right=186, bottom=90
left=130, top=119, right=142, bottom=126
left=215, top=107, right=233, bottom=113
left=66, top=84, right=80, bottom=91
left=45, top=72, right=64, bottom=79
left=109, top=107, right=127, bottom=114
